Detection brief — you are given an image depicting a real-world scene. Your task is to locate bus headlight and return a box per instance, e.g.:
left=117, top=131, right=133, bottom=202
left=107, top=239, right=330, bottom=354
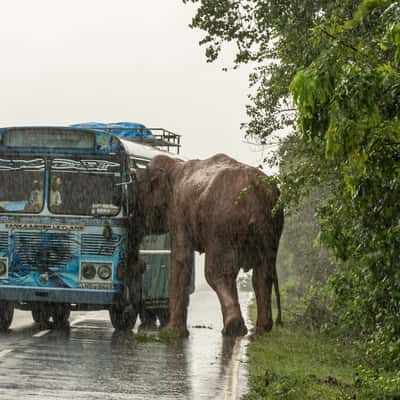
left=81, top=264, right=96, bottom=280
left=98, top=264, right=112, bottom=280
left=0, top=260, right=7, bottom=276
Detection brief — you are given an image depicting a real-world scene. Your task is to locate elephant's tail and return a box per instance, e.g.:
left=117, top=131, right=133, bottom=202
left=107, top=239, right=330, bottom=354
left=272, top=205, right=284, bottom=325
left=273, top=262, right=283, bottom=326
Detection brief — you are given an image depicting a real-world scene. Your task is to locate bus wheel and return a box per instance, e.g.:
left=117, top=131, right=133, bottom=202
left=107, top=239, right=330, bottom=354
left=51, top=303, right=70, bottom=327
left=32, top=303, right=51, bottom=325
left=109, top=305, right=137, bottom=331
left=0, top=301, right=14, bottom=332
left=157, top=309, right=170, bottom=328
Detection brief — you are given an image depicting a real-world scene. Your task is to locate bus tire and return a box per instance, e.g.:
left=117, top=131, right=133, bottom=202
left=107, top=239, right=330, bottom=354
left=0, top=301, right=14, bottom=332
left=32, top=303, right=51, bottom=325
left=51, top=303, right=70, bottom=327
left=109, top=305, right=137, bottom=331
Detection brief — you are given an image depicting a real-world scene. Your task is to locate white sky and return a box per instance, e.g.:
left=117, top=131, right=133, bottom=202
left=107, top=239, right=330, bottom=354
left=0, top=0, right=269, bottom=167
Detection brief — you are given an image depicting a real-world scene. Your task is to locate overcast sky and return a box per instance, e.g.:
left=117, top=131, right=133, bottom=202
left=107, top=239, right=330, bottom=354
left=0, top=1, right=269, bottom=167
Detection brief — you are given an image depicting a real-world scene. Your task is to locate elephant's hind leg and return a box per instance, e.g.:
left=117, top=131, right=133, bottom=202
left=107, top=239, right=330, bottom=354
left=252, top=258, right=274, bottom=334
left=205, top=249, right=247, bottom=337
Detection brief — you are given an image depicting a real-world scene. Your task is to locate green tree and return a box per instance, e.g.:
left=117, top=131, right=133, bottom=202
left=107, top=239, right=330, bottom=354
left=289, top=0, right=400, bottom=368
left=183, top=0, right=359, bottom=142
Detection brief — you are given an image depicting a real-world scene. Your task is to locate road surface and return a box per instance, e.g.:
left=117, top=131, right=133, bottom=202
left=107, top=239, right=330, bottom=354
left=0, top=283, right=250, bottom=399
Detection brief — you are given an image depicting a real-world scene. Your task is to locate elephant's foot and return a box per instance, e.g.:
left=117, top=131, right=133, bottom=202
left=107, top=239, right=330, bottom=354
left=255, top=318, right=273, bottom=335
left=222, top=316, right=248, bottom=337
left=138, top=320, right=157, bottom=332
left=161, top=323, right=189, bottom=338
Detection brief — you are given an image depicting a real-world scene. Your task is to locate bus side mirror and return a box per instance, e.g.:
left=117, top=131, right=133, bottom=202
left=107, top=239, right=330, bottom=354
left=115, top=175, right=133, bottom=186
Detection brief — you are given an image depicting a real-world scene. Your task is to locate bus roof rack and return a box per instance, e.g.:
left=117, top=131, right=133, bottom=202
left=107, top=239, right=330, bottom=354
left=112, top=127, right=181, bottom=155
left=69, top=123, right=181, bottom=154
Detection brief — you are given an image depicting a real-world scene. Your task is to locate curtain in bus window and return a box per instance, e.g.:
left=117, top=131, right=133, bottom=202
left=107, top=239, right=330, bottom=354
left=0, top=158, right=45, bottom=213
left=49, top=158, right=122, bottom=216
left=141, top=234, right=171, bottom=300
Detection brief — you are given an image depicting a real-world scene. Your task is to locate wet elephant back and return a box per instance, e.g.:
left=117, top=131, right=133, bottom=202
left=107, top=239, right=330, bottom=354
left=171, top=156, right=277, bottom=249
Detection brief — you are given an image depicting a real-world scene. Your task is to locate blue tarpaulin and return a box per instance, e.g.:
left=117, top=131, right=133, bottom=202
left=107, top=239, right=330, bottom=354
left=69, top=122, right=154, bottom=140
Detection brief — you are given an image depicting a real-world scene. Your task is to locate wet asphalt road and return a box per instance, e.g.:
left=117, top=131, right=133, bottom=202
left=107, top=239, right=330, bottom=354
left=0, top=284, right=250, bottom=400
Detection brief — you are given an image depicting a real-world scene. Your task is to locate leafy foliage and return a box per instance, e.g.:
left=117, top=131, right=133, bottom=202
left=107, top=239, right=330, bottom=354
left=289, top=0, right=400, bottom=369
left=183, top=0, right=358, bottom=142
left=276, top=147, right=337, bottom=329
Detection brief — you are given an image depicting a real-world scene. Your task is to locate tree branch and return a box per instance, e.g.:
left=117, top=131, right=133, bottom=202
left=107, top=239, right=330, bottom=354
left=320, top=28, right=358, bottom=52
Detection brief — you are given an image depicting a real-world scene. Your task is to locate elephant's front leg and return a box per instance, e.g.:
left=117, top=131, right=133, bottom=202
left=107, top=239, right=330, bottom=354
left=205, top=251, right=247, bottom=337
left=164, top=232, right=193, bottom=337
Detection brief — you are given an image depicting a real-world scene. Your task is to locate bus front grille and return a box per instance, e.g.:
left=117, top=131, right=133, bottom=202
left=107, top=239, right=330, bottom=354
left=0, top=232, right=8, bottom=253
left=13, top=231, right=77, bottom=270
left=81, top=234, right=118, bottom=256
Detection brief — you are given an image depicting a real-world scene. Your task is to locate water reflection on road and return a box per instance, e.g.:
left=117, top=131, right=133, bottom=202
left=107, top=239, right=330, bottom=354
left=0, top=285, right=249, bottom=399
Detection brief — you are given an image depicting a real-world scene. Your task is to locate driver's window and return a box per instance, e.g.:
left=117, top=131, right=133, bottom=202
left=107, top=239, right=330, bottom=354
left=128, top=158, right=137, bottom=173
left=126, top=157, right=148, bottom=215
left=129, top=157, right=148, bottom=172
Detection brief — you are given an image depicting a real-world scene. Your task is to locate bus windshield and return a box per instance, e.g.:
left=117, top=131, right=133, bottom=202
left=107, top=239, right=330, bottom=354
left=0, top=157, right=45, bottom=213
left=49, top=158, right=122, bottom=216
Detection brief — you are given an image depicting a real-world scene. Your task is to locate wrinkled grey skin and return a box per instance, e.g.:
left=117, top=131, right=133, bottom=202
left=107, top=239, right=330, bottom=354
left=130, top=154, right=284, bottom=337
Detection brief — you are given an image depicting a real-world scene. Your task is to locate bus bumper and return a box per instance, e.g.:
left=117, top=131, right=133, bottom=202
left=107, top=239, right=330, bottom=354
left=0, top=285, right=118, bottom=305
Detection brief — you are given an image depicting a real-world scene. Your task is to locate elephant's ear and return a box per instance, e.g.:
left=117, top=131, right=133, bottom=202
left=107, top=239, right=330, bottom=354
left=134, top=167, right=147, bottom=183
left=150, top=167, right=165, bottom=188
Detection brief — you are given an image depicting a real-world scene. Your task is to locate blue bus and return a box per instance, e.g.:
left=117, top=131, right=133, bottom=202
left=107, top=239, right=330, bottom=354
left=0, top=124, right=192, bottom=331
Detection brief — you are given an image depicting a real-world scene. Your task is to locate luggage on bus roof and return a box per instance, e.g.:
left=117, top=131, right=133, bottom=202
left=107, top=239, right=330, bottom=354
left=69, top=122, right=154, bottom=139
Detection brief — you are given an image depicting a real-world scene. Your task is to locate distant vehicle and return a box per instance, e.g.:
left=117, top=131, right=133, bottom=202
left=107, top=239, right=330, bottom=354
left=0, top=123, right=194, bottom=331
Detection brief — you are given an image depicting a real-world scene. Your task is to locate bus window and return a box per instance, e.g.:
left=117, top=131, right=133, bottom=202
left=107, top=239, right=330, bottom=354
left=128, top=158, right=136, bottom=172
left=0, top=157, right=45, bottom=213
left=128, top=157, right=148, bottom=172
left=49, top=158, right=122, bottom=216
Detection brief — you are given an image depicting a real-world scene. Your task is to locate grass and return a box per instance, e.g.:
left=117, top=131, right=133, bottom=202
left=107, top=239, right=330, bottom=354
left=246, top=303, right=385, bottom=399
left=136, top=328, right=183, bottom=342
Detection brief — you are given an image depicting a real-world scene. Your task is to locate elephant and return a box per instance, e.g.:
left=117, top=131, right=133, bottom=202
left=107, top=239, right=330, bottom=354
left=130, top=153, right=284, bottom=337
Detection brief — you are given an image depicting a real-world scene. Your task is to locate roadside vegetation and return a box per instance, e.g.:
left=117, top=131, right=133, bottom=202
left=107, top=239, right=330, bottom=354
left=244, top=191, right=399, bottom=399
left=185, top=0, right=400, bottom=396
left=246, top=304, right=400, bottom=400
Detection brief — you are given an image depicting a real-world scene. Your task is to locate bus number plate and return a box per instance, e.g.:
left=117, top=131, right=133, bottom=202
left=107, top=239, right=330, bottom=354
left=79, top=282, right=113, bottom=290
